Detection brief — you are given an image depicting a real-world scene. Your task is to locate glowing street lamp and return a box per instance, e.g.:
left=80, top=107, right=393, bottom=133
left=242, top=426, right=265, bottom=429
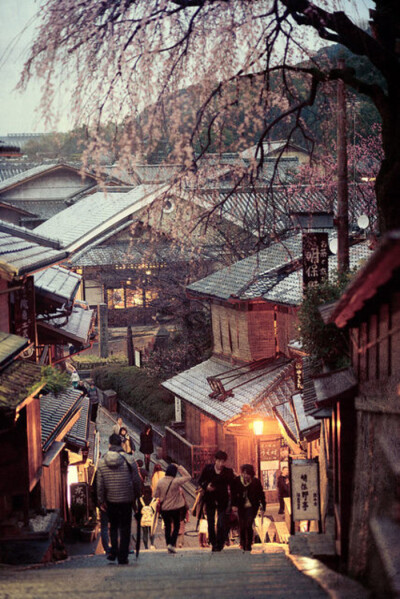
left=253, top=420, right=264, bottom=436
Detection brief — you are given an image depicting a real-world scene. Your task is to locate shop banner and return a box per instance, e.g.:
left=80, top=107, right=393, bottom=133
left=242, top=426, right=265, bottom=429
left=290, top=458, right=320, bottom=522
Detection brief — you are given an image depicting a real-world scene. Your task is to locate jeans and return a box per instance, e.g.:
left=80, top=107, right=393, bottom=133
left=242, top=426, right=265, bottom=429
left=238, top=507, right=256, bottom=551
left=142, top=526, right=155, bottom=549
left=100, top=509, right=111, bottom=554
left=161, top=509, right=180, bottom=547
left=205, top=502, right=228, bottom=550
left=107, top=501, right=132, bottom=563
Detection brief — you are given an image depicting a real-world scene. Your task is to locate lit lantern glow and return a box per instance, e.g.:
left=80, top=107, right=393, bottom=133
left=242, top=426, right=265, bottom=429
left=253, top=420, right=264, bottom=436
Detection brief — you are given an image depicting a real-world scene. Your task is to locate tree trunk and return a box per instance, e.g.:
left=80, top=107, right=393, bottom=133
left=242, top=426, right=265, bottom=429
left=375, top=85, right=400, bottom=233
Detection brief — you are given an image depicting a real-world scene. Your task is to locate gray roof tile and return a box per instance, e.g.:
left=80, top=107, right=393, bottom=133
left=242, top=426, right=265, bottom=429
left=33, top=184, right=164, bottom=249
left=188, top=236, right=373, bottom=306
left=34, top=266, right=81, bottom=303
left=40, top=388, right=84, bottom=450
left=162, top=356, right=294, bottom=422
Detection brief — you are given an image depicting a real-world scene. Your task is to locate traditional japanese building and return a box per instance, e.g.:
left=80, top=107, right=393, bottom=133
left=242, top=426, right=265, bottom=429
left=317, top=230, right=400, bottom=596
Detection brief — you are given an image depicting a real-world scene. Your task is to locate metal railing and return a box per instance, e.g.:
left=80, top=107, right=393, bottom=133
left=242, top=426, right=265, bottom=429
left=165, top=426, right=217, bottom=479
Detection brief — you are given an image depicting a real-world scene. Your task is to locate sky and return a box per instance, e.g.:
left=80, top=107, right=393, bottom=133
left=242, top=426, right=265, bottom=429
left=0, top=0, right=374, bottom=137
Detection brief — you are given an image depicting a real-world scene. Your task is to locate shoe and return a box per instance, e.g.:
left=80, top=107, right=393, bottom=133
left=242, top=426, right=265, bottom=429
left=167, top=544, right=177, bottom=553
left=212, top=546, right=222, bottom=552
left=150, top=545, right=156, bottom=550
left=118, top=559, right=129, bottom=565
left=107, top=554, right=116, bottom=562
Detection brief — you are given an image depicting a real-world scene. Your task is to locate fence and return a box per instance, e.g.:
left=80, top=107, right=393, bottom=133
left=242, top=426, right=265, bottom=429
left=165, top=426, right=217, bottom=479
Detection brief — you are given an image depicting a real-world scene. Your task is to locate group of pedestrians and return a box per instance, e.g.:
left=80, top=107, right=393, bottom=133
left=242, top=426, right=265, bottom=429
left=197, top=450, right=266, bottom=553
left=96, top=412, right=280, bottom=564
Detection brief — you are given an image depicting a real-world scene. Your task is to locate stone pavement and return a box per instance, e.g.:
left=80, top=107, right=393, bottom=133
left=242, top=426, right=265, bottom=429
left=0, top=546, right=331, bottom=599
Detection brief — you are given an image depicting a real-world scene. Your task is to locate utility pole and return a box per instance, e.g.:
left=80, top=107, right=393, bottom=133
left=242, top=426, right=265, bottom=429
left=337, top=58, right=350, bottom=273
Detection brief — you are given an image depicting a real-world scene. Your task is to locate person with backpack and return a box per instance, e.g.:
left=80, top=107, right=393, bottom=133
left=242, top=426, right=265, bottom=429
left=139, top=485, right=158, bottom=550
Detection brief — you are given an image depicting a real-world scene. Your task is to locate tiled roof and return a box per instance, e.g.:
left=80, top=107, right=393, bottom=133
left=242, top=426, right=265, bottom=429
left=14, top=200, right=71, bottom=220
left=37, top=305, right=94, bottom=345
left=0, top=222, right=67, bottom=278
left=0, top=163, right=97, bottom=194
left=0, top=332, right=28, bottom=367
left=187, top=235, right=303, bottom=301
left=274, top=402, right=298, bottom=440
left=187, top=236, right=373, bottom=307
left=40, top=388, right=83, bottom=451
left=33, top=184, right=165, bottom=250
left=302, top=360, right=319, bottom=417
left=0, top=163, right=32, bottom=182
left=0, top=359, right=42, bottom=413
left=291, top=392, right=319, bottom=436
left=0, top=163, right=59, bottom=192
left=162, top=356, right=294, bottom=422
left=66, top=396, right=90, bottom=448
left=34, top=266, right=81, bottom=303
left=134, top=164, right=182, bottom=184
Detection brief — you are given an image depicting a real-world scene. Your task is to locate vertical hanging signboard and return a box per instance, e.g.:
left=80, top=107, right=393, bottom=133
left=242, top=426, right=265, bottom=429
left=303, top=233, right=329, bottom=290
left=290, top=458, right=322, bottom=533
left=13, top=276, right=36, bottom=343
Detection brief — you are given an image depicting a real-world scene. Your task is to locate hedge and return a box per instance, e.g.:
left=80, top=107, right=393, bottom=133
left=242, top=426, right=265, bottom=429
left=92, top=365, right=174, bottom=426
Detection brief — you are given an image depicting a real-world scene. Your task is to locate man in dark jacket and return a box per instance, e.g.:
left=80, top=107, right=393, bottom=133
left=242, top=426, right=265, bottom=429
left=97, top=433, right=142, bottom=564
left=198, top=450, right=234, bottom=552
left=231, top=464, right=266, bottom=552
left=277, top=466, right=290, bottom=514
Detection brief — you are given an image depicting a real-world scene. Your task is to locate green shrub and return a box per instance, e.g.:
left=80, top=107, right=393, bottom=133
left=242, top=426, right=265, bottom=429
left=92, top=365, right=174, bottom=426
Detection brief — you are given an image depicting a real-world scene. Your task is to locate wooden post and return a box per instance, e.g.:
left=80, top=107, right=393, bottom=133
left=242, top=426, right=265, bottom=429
left=98, top=303, right=109, bottom=358
left=337, top=58, right=350, bottom=273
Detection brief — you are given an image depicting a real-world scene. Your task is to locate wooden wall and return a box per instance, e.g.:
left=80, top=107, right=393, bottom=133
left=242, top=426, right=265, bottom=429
left=350, top=290, right=400, bottom=383
left=41, top=454, right=63, bottom=510
left=211, top=301, right=298, bottom=362
left=0, top=278, right=9, bottom=332
left=26, top=398, right=43, bottom=491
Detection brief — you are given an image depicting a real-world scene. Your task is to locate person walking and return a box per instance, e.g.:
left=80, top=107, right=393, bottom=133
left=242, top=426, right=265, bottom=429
left=139, top=485, right=159, bottom=550
left=231, top=464, right=266, bottom=552
left=198, top=450, right=234, bottom=552
left=113, top=417, right=124, bottom=435
left=88, top=381, right=99, bottom=422
left=119, top=427, right=135, bottom=455
left=92, top=468, right=111, bottom=555
left=277, top=467, right=290, bottom=514
left=151, top=463, right=165, bottom=496
left=154, top=463, right=191, bottom=553
left=140, top=424, right=154, bottom=471
left=97, top=433, right=142, bottom=565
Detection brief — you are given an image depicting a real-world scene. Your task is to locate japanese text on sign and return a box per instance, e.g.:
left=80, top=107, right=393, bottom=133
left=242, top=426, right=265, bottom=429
left=291, top=460, right=320, bottom=521
left=302, top=233, right=329, bottom=290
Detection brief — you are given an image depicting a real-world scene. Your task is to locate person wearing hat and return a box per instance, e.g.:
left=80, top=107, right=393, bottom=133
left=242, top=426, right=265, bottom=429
left=154, top=463, right=191, bottom=553
left=231, top=464, right=266, bottom=552
left=198, top=450, right=234, bottom=552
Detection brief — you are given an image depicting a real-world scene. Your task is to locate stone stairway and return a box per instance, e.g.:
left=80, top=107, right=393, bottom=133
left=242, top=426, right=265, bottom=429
left=0, top=545, right=331, bottom=599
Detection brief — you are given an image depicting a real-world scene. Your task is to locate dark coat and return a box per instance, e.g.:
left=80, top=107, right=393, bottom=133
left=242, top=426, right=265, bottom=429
left=139, top=429, right=154, bottom=454
left=231, top=476, right=266, bottom=513
left=277, top=475, right=290, bottom=498
left=198, top=463, right=234, bottom=509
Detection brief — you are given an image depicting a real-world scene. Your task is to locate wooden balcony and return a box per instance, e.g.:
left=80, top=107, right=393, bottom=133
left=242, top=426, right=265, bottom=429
left=165, top=426, right=217, bottom=479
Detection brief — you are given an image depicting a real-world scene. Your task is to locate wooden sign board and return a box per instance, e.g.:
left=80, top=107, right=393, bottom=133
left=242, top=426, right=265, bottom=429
left=303, top=233, right=329, bottom=289
left=290, top=458, right=321, bottom=526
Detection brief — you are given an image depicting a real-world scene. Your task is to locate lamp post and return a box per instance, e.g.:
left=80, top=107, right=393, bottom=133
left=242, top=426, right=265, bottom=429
left=253, top=419, right=264, bottom=479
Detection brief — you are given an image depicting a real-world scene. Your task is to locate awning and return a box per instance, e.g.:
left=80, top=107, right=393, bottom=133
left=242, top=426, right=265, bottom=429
left=37, top=305, right=94, bottom=345
left=34, top=265, right=81, bottom=307
left=42, top=441, right=66, bottom=467
left=313, top=368, right=358, bottom=407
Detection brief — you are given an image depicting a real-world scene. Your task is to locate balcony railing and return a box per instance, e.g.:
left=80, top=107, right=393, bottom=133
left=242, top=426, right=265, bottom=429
left=165, top=426, right=217, bottom=479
